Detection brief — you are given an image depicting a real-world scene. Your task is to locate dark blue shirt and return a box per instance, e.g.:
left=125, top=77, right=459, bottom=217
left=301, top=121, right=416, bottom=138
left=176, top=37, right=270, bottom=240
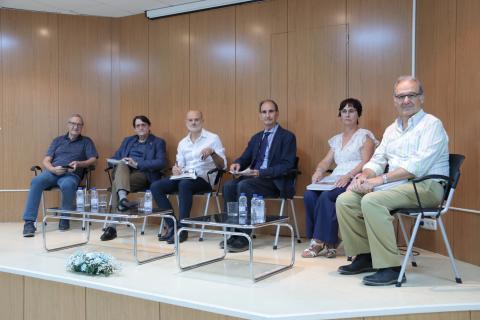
left=47, top=133, right=98, bottom=178
left=128, top=140, right=147, bottom=162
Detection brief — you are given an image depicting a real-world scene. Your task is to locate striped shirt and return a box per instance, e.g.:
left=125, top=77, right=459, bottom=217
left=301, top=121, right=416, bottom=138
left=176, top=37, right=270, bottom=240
left=363, top=109, right=449, bottom=178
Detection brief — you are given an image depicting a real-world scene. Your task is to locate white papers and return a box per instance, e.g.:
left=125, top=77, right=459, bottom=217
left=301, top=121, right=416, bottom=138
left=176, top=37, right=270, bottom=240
left=306, top=183, right=335, bottom=191
left=170, top=171, right=197, bottom=180
left=306, top=175, right=340, bottom=191
left=373, top=179, right=409, bottom=191
left=107, top=158, right=125, bottom=166
left=229, top=168, right=254, bottom=176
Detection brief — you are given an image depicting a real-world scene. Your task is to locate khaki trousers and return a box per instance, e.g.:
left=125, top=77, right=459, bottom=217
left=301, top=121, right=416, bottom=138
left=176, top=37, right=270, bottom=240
left=111, top=162, right=149, bottom=208
left=335, top=180, right=444, bottom=268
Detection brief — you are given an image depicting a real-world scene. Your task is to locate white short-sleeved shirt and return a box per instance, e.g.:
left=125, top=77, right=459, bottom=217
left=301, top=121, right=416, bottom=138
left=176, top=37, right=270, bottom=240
left=328, top=128, right=378, bottom=176
left=176, top=129, right=227, bottom=186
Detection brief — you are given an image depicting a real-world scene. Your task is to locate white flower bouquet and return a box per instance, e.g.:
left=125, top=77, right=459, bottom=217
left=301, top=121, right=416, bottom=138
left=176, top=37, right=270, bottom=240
left=66, top=251, right=120, bottom=276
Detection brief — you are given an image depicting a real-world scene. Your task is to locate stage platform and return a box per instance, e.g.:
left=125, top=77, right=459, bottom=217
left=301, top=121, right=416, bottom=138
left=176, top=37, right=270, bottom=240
left=0, top=222, right=479, bottom=320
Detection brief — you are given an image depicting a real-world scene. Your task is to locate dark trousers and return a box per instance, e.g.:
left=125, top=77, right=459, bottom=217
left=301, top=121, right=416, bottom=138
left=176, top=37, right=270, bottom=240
left=150, top=177, right=212, bottom=228
left=223, top=176, right=280, bottom=209
left=223, top=176, right=280, bottom=234
left=303, top=187, right=346, bottom=245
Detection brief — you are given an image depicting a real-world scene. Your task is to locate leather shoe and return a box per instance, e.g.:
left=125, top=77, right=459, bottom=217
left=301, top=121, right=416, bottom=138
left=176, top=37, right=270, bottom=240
left=100, top=227, right=117, bottom=241
left=227, top=236, right=249, bottom=253
left=166, top=231, right=187, bottom=244
left=338, top=253, right=375, bottom=275
left=363, top=267, right=406, bottom=286
left=158, top=226, right=174, bottom=241
left=219, top=236, right=236, bottom=249
left=118, top=198, right=138, bottom=212
left=59, top=219, right=70, bottom=231
left=23, top=221, right=36, bottom=237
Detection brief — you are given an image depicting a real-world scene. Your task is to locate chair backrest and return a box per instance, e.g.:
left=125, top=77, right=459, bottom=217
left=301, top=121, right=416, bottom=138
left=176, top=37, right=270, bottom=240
left=448, top=154, right=465, bottom=190
left=441, top=154, right=465, bottom=209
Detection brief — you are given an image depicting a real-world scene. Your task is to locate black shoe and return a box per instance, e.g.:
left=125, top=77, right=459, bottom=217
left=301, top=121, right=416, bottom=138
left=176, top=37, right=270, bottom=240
left=59, top=219, right=70, bottom=231
left=219, top=236, right=237, bottom=249
left=227, top=236, right=249, bottom=253
left=118, top=198, right=138, bottom=212
left=338, top=253, right=375, bottom=275
left=158, top=225, right=174, bottom=241
left=167, top=231, right=188, bottom=244
left=23, top=221, right=36, bottom=237
left=363, top=267, right=406, bottom=286
left=100, top=227, right=117, bottom=241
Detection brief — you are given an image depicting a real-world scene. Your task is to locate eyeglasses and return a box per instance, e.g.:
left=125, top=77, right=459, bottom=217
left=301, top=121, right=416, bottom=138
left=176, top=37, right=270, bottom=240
left=394, top=92, right=422, bottom=101
left=68, top=122, right=83, bottom=128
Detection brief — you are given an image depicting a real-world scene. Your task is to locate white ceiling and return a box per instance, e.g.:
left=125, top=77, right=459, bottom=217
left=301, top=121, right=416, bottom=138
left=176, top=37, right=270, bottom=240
left=0, top=0, right=204, bottom=17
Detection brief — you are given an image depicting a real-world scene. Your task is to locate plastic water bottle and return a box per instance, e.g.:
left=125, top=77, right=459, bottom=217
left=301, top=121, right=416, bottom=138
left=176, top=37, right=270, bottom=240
left=76, top=187, right=84, bottom=208
left=238, top=193, right=248, bottom=217
left=90, top=187, right=98, bottom=210
left=256, top=196, right=265, bottom=223
left=251, top=194, right=258, bottom=221
left=144, top=190, right=153, bottom=212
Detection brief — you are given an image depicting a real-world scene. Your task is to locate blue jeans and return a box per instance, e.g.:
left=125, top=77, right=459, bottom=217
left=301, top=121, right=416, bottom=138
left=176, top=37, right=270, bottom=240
left=303, top=187, right=346, bottom=245
left=22, top=171, right=80, bottom=222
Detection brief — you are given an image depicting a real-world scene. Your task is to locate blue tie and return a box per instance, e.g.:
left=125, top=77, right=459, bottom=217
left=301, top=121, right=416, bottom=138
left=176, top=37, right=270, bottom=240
left=253, top=132, right=271, bottom=170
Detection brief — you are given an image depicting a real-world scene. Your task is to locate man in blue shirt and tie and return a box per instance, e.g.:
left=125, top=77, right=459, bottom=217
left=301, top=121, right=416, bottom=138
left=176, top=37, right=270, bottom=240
left=222, top=99, right=297, bottom=252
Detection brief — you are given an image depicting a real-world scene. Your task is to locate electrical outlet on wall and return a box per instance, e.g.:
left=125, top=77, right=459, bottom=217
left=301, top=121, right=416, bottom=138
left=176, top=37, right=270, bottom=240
left=421, top=218, right=437, bottom=231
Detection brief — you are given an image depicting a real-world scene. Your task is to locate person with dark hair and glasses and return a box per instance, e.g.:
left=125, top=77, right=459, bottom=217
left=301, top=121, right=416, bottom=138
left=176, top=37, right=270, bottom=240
left=302, top=98, right=377, bottom=258
left=101, top=115, right=167, bottom=241
left=22, top=114, right=98, bottom=237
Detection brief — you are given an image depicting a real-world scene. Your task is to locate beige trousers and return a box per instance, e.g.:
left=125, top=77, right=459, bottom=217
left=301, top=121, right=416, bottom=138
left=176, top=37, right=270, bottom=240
left=335, top=180, right=444, bottom=268
left=111, top=162, right=149, bottom=208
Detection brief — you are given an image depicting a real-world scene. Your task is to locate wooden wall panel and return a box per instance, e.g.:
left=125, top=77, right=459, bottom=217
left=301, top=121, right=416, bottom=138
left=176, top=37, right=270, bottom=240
left=58, top=15, right=113, bottom=188
left=148, top=14, right=190, bottom=166
left=0, top=272, right=23, bottom=320
left=347, top=0, right=412, bottom=139
left=24, top=277, right=85, bottom=320
left=189, top=7, right=236, bottom=163
left=472, top=311, right=480, bottom=320
left=235, top=0, right=287, bottom=156
left=0, top=9, right=58, bottom=220
left=86, top=288, right=159, bottom=320
left=369, top=311, right=470, bottom=320
left=118, top=14, right=149, bottom=140
left=288, top=0, right=346, bottom=31
left=288, top=25, right=347, bottom=193
left=454, top=0, right=480, bottom=209
left=453, top=211, right=480, bottom=266
left=414, top=0, right=457, bottom=255
left=160, top=303, right=242, bottom=320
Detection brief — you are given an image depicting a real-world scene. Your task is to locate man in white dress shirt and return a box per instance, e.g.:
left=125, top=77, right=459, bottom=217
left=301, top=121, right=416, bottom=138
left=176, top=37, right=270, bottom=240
left=150, top=110, right=227, bottom=244
left=335, top=76, right=449, bottom=286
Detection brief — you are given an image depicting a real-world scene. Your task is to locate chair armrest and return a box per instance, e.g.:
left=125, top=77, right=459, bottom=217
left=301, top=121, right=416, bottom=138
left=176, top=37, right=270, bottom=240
left=412, top=174, right=449, bottom=184
left=30, top=165, right=42, bottom=176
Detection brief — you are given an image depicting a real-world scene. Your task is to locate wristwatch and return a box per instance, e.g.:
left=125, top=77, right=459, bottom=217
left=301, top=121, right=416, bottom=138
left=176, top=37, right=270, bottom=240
left=382, top=174, right=388, bottom=184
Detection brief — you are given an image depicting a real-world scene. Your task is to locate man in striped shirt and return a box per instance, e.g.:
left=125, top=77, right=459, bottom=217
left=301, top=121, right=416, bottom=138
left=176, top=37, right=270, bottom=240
left=335, top=76, right=449, bottom=286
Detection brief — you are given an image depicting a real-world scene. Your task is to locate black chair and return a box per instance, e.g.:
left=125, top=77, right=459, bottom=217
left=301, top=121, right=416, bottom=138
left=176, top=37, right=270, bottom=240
left=103, top=166, right=156, bottom=235
left=267, top=157, right=302, bottom=249
left=391, top=153, right=465, bottom=287
left=30, top=165, right=95, bottom=230
left=167, top=168, right=226, bottom=241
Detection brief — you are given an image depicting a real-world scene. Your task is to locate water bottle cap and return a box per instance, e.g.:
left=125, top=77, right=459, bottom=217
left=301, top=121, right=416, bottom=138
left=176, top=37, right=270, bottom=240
left=91, top=187, right=96, bottom=190
left=77, top=187, right=83, bottom=190
left=146, top=189, right=151, bottom=192
left=240, top=193, right=246, bottom=196
left=252, top=194, right=257, bottom=197
left=258, top=196, right=263, bottom=199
